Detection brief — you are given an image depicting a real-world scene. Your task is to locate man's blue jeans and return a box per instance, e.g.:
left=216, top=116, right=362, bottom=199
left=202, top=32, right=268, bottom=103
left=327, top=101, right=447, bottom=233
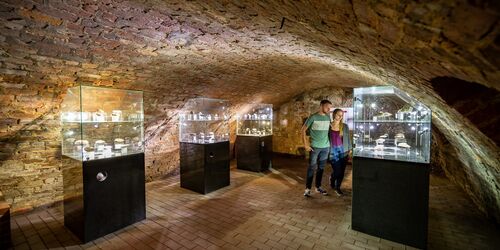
left=306, top=147, right=329, bottom=189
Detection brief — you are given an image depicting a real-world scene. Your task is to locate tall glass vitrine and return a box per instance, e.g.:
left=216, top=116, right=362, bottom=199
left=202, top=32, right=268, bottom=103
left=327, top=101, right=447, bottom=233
left=61, top=85, right=145, bottom=243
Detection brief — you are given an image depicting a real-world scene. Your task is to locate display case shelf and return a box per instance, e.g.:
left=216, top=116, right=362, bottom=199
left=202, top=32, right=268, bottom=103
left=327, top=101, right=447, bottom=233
left=352, top=86, right=431, bottom=163
left=236, top=104, right=273, bottom=137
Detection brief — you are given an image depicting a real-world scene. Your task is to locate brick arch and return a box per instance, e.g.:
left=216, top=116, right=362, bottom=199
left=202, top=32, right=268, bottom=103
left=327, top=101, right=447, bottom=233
left=0, top=0, right=498, bottom=222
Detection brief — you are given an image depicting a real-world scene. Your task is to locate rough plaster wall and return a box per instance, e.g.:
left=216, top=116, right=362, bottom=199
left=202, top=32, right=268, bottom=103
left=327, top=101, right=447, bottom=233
left=273, top=87, right=352, bottom=155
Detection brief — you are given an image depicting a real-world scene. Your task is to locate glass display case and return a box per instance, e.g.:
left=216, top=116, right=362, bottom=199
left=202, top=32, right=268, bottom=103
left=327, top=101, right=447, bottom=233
left=179, top=98, right=229, bottom=144
left=236, top=104, right=273, bottom=136
left=235, top=104, right=273, bottom=172
left=179, top=97, right=230, bottom=194
left=352, top=86, right=431, bottom=163
left=61, top=85, right=145, bottom=243
left=60, top=85, right=144, bottom=161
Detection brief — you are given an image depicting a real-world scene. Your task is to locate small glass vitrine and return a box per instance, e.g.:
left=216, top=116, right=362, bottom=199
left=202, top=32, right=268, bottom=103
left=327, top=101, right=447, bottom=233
left=236, top=104, right=273, bottom=136
left=352, top=86, right=431, bottom=163
left=60, top=85, right=144, bottom=161
left=178, top=98, right=229, bottom=144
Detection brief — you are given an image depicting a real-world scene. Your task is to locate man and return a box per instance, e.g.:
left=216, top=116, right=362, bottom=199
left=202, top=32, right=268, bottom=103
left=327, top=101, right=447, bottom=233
left=301, top=100, right=332, bottom=197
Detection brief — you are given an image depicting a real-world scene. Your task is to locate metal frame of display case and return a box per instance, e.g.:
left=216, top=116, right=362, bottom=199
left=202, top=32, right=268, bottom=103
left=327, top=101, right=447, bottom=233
left=351, top=86, right=431, bottom=249
left=61, top=85, right=145, bottom=243
left=235, top=104, right=273, bottom=172
left=179, top=98, right=230, bottom=194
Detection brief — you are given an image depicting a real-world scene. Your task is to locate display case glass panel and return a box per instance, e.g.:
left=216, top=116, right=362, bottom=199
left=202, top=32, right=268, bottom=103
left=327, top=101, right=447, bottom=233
left=236, top=104, right=273, bottom=136
left=61, top=85, right=144, bottom=161
left=179, top=98, right=229, bottom=143
left=353, top=86, right=431, bottom=163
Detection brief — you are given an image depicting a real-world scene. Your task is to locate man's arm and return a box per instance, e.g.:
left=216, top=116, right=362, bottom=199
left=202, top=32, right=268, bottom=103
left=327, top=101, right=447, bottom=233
left=301, top=123, right=313, bottom=152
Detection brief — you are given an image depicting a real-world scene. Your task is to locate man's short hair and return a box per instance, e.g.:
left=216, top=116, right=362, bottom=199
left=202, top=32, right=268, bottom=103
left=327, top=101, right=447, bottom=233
left=320, top=100, right=332, bottom=105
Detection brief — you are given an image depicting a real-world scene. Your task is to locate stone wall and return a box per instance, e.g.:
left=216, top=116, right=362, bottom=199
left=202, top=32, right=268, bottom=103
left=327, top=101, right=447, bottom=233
left=273, top=87, right=353, bottom=155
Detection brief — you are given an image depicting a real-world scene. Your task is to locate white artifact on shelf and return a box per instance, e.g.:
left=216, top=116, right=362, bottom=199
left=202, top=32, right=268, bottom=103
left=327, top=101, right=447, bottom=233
left=373, top=112, right=392, bottom=121
left=397, top=142, right=411, bottom=148
left=208, top=132, right=215, bottom=143
left=133, top=137, right=142, bottom=148
left=128, top=111, right=142, bottom=121
left=94, top=140, right=106, bottom=151
left=214, top=114, right=219, bottom=120
left=395, top=133, right=405, bottom=139
left=206, top=114, right=212, bottom=121
left=380, top=134, right=388, bottom=138
left=103, top=146, right=113, bottom=157
left=187, top=112, right=193, bottom=121
left=375, top=138, right=385, bottom=145
left=114, top=138, right=125, bottom=150
left=74, top=140, right=89, bottom=152
left=394, top=133, right=406, bottom=146
left=83, top=147, right=95, bottom=160
left=374, top=145, right=385, bottom=151
left=92, top=109, right=106, bottom=122
left=111, top=110, right=122, bottom=122
left=62, top=111, right=92, bottom=122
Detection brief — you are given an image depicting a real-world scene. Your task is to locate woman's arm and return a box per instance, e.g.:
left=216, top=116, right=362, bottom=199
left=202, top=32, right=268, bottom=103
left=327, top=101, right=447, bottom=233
left=343, top=123, right=352, bottom=151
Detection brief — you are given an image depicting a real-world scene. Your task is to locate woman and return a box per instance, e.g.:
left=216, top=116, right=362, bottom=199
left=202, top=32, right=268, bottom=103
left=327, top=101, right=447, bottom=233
left=329, top=108, right=352, bottom=196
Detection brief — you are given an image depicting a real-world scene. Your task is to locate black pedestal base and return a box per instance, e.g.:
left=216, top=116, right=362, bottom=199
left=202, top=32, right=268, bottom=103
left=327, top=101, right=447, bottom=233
left=180, top=141, right=230, bottom=194
left=63, top=153, right=146, bottom=243
left=352, top=156, right=429, bottom=249
left=0, top=204, right=11, bottom=250
left=236, top=135, right=272, bottom=172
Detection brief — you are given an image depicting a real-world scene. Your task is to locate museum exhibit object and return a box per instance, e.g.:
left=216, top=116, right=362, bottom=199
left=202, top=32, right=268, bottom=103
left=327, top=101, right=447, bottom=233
left=179, top=98, right=230, bottom=194
left=235, top=104, right=273, bottom=172
left=61, top=85, right=145, bottom=243
left=351, top=86, right=431, bottom=249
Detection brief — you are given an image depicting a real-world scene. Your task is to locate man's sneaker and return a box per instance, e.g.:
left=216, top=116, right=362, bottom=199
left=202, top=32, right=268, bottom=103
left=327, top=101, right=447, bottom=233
left=334, top=189, right=344, bottom=196
left=304, top=189, right=312, bottom=197
left=316, top=187, right=328, bottom=196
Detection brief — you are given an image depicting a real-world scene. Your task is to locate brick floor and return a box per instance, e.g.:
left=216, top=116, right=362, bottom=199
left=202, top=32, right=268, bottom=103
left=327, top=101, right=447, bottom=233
left=7, top=156, right=500, bottom=250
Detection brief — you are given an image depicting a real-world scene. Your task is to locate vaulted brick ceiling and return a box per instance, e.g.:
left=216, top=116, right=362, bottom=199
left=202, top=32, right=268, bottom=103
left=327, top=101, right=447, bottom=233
left=0, top=1, right=499, bottom=221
